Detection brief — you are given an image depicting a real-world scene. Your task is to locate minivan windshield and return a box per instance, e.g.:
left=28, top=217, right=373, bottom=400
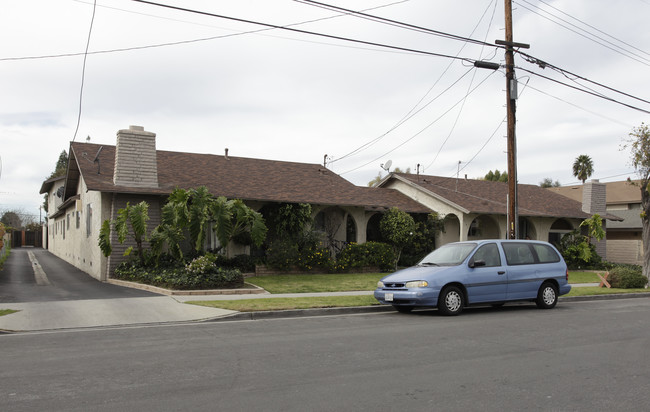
left=418, top=243, right=477, bottom=266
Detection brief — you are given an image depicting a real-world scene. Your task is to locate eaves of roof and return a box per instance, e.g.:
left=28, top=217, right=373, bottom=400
left=384, top=173, right=595, bottom=220
left=62, top=142, right=430, bottom=213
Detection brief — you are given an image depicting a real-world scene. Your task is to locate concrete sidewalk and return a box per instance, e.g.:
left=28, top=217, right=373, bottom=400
left=0, top=296, right=236, bottom=332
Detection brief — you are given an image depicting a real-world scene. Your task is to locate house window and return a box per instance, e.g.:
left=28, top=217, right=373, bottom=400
left=76, top=211, right=80, bottom=229
left=67, top=213, right=70, bottom=230
left=86, top=203, right=93, bottom=237
left=62, top=220, right=65, bottom=240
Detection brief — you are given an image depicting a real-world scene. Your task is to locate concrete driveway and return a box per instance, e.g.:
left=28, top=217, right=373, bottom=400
left=0, top=248, right=235, bottom=332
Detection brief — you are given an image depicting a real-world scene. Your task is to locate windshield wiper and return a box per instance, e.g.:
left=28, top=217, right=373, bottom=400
left=419, top=262, right=439, bottom=266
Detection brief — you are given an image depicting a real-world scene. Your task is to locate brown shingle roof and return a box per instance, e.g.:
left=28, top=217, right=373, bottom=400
left=389, top=173, right=592, bottom=219
left=68, top=142, right=430, bottom=213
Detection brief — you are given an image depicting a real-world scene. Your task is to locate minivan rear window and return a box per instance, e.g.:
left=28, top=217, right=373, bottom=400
left=532, top=243, right=561, bottom=263
left=502, top=243, right=535, bottom=265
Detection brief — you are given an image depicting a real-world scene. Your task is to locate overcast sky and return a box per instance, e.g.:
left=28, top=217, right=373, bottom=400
left=2, top=0, right=649, bottom=222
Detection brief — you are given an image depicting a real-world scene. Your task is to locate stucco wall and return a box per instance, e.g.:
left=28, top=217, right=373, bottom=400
left=46, top=179, right=107, bottom=280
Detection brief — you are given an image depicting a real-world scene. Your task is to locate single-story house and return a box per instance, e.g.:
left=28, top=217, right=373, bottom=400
left=377, top=173, right=621, bottom=257
left=549, top=180, right=642, bottom=265
left=40, top=126, right=430, bottom=281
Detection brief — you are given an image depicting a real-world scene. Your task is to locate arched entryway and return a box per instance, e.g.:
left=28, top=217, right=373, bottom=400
left=548, top=218, right=574, bottom=246
left=519, top=217, right=537, bottom=240
left=366, top=213, right=383, bottom=242
left=467, top=215, right=500, bottom=240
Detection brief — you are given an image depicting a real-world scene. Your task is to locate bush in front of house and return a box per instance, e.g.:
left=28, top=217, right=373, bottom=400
left=608, top=265, right=648, bottom=289
left=335, top=242, right=395, bottom=272
left=214, top=254, right=257, bottom=273
left=114, top=253, right=244, bottom=290
left=265, top=231, right=334, bottom=272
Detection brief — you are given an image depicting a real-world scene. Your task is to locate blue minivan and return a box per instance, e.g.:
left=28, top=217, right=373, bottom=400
left=374, top=240, right=571, bottom=315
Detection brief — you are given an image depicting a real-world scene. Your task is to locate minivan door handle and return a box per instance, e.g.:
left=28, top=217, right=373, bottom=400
left=497, top=271, right=506, bottom=275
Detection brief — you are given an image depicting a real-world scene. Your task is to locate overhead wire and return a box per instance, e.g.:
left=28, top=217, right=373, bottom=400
left=127, top=0, right=477, bottom=64
left=1, top=0, right=415, bottom=62
left=340, top=68, right=498, bottom=175
left=294, top=0, right=499, bottom=49
left=515, top=0, right=650, bottom=66
left=515, top=66, right=650, bottom=115
left=329, top=0, right=500, bottom=167
left=71, top=0, right=97, bottom=143
left=423, top=0, right=499, bottom=172
left=518, top=51, right=650, bottom=106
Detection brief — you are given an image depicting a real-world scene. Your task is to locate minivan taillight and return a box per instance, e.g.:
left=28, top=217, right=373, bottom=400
left=566, top=269, right=569, bottom=281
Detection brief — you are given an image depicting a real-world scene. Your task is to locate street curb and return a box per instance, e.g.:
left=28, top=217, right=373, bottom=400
left=209, top=305, right=396, bottom=322
left=208, top=292, right=650, bottom=322
left=106, top=278, right=267, bottom=296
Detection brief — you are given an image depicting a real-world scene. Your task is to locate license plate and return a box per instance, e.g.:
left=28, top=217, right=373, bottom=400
left=385, top=293, right=393, bottom=302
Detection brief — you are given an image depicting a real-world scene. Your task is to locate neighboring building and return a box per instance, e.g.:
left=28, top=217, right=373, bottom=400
left=378, top=173, right=620, bottom=252
left=40, top=126, right=430, bottom=281
left=549, top=180, right=642, bottom=265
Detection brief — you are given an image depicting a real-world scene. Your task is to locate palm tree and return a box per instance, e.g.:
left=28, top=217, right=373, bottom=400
left=573, top=154, right=594, bottom=183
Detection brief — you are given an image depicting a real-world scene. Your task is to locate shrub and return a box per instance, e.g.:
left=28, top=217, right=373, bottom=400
left=215, top=254, right=257, bottom=273
left=265, top=231, right=334, bottom=272
left=114, top=257, right=244, bottom=290
left=265, top=238, right=300, bottom=271
left=335, top=242, right=394, bottom=272
left=557, top=230, right=606, bottom=270
left=608, top=266, right=648, bottom=289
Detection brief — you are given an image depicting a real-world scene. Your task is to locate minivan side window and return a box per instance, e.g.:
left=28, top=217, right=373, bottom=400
left=532, top=244, right=561, bottom=263
left=472, top=243, right=501, bottom=267
left=502, top=243, right=535, bottom=265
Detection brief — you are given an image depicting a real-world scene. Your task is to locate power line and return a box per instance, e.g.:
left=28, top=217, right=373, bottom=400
left=423, top=0, right=499, bottom=172
left=294, top=0, right=499, bottom=49
left=340, top=68, right=498, bottom=175
left=329, top=0, right=499, bottom=166
left=1, top=1, right=412, bottom=62
left=515, top=0, right=650, bottom=66
left=329, top=66, right=476, bottom=165
left=518, top=51, right=650, bottom=106
left=127, top=0, right=476, bottom=64
left=71, top=0, right=97, bottom=143
left=515, top=66, right=650, bottom=115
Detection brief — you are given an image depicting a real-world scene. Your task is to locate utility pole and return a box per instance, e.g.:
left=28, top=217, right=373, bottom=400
left=496, top=0, right=528, bottom=239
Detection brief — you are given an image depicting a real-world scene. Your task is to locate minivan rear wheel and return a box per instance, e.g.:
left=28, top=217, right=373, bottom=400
left=438, top=286, right=464, bottom=316
left=536, top=282, right=558, bottom=309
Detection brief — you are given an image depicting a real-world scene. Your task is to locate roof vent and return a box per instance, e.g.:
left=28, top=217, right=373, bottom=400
left=225, top=148, right=229, bottom=160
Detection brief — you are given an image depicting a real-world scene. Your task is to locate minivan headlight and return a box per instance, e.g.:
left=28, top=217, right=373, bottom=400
left=405, top=280, right=429, bottom=288
left=377, top=281, right=385, bottom=288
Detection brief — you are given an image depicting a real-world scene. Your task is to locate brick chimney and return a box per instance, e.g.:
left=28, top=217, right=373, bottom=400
left=582, top=179, right=606, bottom=215
left=113, top=126, right=159, bottom=188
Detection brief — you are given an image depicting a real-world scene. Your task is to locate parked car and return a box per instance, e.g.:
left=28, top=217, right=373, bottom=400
left=374, top=239, right=571, bottom=315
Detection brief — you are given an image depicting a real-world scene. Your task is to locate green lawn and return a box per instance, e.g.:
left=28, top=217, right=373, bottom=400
left=568, top=271, right=604, bottom=284
left=188, top=271, right=649, bottom=312
left=0, top=309, right=18, bottom=317
left=566, top=287, right=650, bottom=297
left=246, top=273, right=385, bottom=293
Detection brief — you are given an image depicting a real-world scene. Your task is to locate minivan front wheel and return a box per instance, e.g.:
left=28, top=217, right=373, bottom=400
left=536, top=282, right=558, bottom=309
left=438, top=286, right=464, bottom=316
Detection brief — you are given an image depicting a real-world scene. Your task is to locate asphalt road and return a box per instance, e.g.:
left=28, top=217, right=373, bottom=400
left=0, top=248, right=156, bottom=303
left=2, top=298, right=650, bottom=411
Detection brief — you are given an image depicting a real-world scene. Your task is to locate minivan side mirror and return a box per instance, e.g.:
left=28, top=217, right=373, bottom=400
left=469, top=259, right=486, bottom=268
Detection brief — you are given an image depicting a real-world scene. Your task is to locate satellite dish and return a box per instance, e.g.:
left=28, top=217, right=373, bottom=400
left=381, top=159, right=392, bottom=172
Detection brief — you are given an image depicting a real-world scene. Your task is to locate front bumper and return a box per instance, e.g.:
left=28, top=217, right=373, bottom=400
left=374, top=288, right=439, bottom=307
